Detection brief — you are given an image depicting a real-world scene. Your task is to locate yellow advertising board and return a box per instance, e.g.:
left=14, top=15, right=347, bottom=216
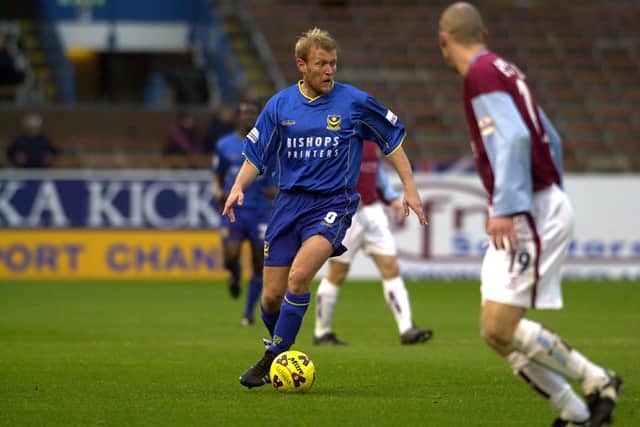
left=0, top=230, right=227, bottom=280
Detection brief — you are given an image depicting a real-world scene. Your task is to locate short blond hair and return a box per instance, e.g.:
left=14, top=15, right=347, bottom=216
left=294, top=27, right=337, bottom=61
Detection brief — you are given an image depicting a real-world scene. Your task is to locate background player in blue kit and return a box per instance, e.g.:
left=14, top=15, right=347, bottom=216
left=223, top=27, right=427, bottom=388
left=439, top=3, right=622, bottom=426
left=212, top=100, right=277, bottom=326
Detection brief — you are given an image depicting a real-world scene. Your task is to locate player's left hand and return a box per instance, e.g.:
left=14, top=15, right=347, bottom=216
left=402, top=188, right=427, bottom=225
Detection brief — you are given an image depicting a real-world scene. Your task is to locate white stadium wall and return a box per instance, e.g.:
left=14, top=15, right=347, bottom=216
left=318, top=173, right=640, bottom=280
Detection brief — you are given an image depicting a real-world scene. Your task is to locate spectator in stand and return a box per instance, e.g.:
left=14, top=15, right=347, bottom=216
left=6, top=113, right=59, bottom=168
left=163, top=111, right=204, bottom=167
left=0, top=32, right=25, bottom=102
left=166, top=67, right=210, bottom=106
left=204, top=105, right=235, bottom=153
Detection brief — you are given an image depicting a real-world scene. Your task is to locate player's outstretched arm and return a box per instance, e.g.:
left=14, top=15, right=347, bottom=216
left=386, top=147, right=427, bottom=225
left=222, top=160, right=260, bottom=222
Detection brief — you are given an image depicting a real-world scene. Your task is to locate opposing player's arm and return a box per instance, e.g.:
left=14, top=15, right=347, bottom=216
left=376, top=165, right=405, bottom=223
left=538, top=106, right=563, bottom=186
left=376, top=164, right=400, bottom=202
left=386, top=146, right=426, bottom=225
left=471, top=91, right=533, bottom=250
left=471, top=92, right=533, bottom=217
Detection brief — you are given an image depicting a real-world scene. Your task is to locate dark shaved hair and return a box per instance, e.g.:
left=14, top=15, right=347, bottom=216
left=440, top=2, right=487, bottom=45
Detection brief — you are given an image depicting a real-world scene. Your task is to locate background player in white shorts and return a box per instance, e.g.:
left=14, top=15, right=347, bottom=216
left=439, top=3, right=622, bottom=426
left=313, top=140, right=433, bottom=345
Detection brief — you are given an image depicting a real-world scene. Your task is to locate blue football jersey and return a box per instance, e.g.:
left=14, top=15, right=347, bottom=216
left=213, top=131, right=274, bottom=210
left=242, top=81, right=406, bottom=193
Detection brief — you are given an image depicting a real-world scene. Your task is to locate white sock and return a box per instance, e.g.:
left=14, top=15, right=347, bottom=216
left=314, top=278, right=340, bottom=337
left=382, top=276, right=413, bottom=334
left=512, top=318, right=608, bottom=394
left=508, top=352, right=589, bottom=422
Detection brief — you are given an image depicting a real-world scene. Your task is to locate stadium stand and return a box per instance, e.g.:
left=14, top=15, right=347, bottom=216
left=240, top=0, right=640, bottom=172
left=0, top=108, right=213, bottom=169
left=0, top=0, right=638, bottom=171
left=0, top=21, right=34, bottom=103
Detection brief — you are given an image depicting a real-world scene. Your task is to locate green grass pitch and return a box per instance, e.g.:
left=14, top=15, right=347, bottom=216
left=1, top=279, right=638, bottom=426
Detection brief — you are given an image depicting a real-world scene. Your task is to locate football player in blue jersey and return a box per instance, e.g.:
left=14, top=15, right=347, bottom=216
left=212, top=100, right=277, bottom=326
left=222, top=27, right=427, bottom=388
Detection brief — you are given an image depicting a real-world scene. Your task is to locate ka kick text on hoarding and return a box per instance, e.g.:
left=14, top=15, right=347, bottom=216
left=2, top=170, right=640, bottom=279
left=0, top=172, right=219, bottom=228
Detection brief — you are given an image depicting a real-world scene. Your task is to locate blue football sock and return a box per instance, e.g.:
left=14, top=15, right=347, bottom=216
left=260, top=304, right=279, bottom=337
left=244, top=274, right=263, bottom=318
left=269, top=291, right=310, bottom=354
left=230, top=264, right=240, bottom=283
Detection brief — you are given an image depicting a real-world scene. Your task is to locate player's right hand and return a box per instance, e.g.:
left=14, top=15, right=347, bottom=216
left=487, top=216, right=517, bottom=252
left=222, top=189, right=244, bottom=223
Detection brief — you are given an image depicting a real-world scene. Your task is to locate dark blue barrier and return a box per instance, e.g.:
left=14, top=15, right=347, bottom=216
left=39, top=0, right=205, bottom=22
left=0, top=170, right=220, bottom=229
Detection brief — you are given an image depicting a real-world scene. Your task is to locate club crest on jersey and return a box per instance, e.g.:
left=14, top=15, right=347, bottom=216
left=326, top=114, right=341, bottom=131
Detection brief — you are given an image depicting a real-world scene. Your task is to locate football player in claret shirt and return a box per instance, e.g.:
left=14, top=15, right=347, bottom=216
left=439, top=3, right=622, bottom=426
left=313, top=140, right=433, bottom=346
left=223, top=27, right=427, bottom=388
left=212, top=100, right=277, bottom=327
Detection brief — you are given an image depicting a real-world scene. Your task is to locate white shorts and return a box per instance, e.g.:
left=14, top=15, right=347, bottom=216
left=332, top=201, right=397, bottom=264
left=481, top=184, right=574, bottom=309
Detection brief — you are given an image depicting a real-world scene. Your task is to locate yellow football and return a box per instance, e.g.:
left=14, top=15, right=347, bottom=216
left=269, top=350, right=316, bottom=393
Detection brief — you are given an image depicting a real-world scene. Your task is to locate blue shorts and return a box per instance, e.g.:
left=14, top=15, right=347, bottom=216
left=220, top=206, right=271, bottom=246
left=264, top=190, right=360, bottom=267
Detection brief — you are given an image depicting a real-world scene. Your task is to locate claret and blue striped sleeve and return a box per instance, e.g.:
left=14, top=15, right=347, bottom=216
left=471, top=92, right=533, bottom=216
left=538, top=106, right=564, bottom=185
left=376, top=166, right=400, bottom=201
